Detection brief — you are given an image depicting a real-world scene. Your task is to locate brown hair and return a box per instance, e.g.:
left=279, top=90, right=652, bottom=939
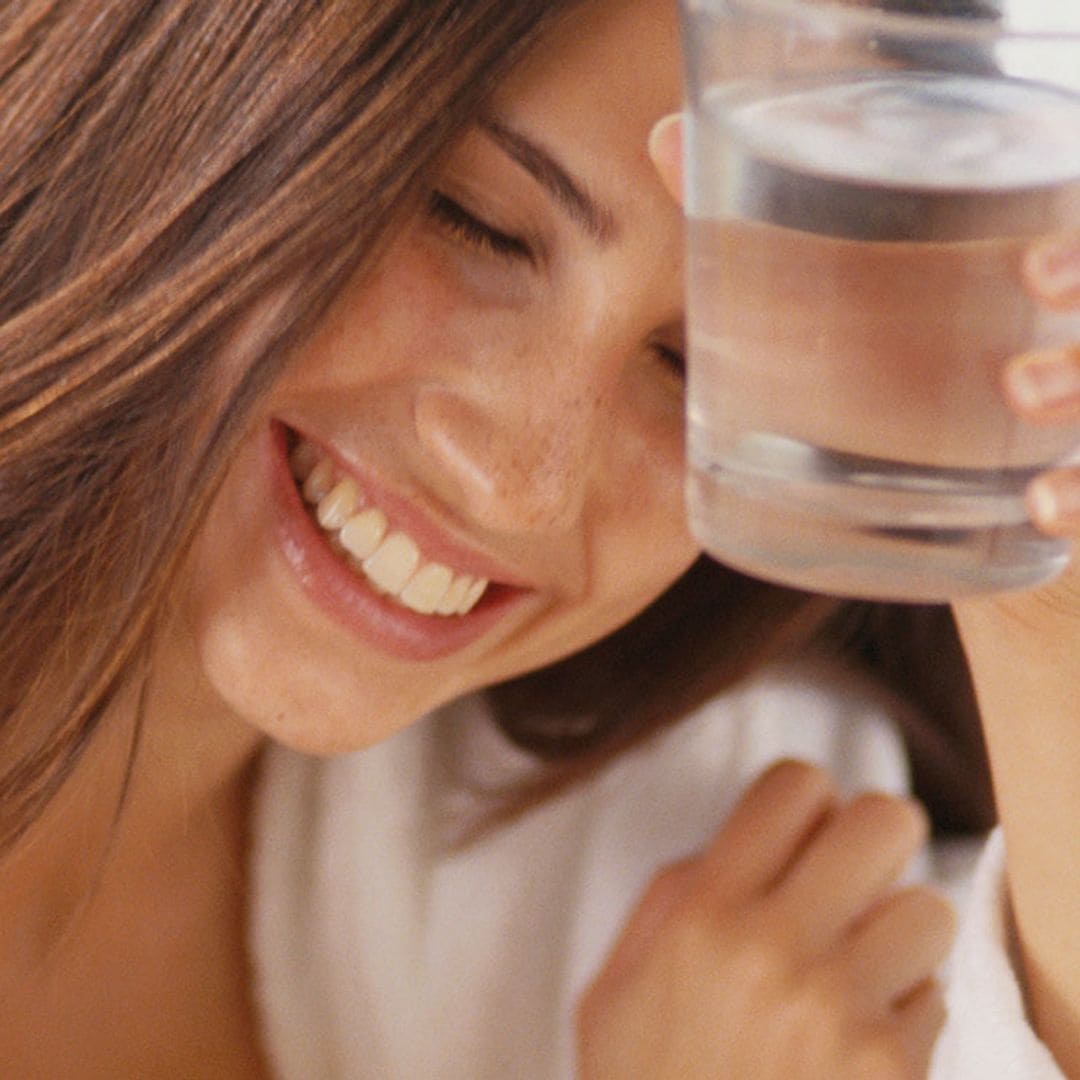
left=0, top=0, right=992, bottom=851
left=0, top=0, right=586, bottom=848
left=489, top=561, right=994, bottom=836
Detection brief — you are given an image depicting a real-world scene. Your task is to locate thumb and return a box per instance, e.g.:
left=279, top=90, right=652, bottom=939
left=647, top=112, right=685, bottom=208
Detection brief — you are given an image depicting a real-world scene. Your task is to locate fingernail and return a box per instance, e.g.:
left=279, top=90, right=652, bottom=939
left=1023, top=235, right=1080, bottom=305
left=1029, top=473, right=1080, bottom=529
left=1006, top=349, right=1080, bottom=411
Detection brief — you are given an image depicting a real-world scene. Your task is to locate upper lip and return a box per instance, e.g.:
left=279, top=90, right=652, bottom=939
left=284, top=421, right=537, bottom=591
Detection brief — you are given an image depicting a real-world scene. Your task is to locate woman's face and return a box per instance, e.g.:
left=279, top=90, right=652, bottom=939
left=180, top=0, right=696, bottom=754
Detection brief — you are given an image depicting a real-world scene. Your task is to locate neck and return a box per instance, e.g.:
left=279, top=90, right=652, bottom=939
left=0, top=615, right=265, bottom=963
left=0, top=619, right=269, bottom=1077
left=955, top=590, right=1080, bottom=1079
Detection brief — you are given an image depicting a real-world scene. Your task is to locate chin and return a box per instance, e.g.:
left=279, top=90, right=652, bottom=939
left=194, top=620, right=451, bottom=757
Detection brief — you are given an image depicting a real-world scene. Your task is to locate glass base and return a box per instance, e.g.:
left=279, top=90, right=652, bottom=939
left=687, top=439, right=1071, bottom=602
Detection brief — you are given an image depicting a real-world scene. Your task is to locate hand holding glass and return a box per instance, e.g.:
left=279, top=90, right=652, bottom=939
left=681, top=0, right=1080, bottom=601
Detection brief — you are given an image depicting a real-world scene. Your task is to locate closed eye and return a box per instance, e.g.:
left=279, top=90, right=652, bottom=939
left=427, top=192, right=534, bottom=263
left=653, top=343, right=685, bottom=379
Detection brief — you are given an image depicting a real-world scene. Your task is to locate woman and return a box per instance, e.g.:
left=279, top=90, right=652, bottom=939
left=0, top=0, right=1066, bottom=1075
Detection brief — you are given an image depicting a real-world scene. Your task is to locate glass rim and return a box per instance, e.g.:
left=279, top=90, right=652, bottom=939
left=693, top=0, right=1080, bottom=44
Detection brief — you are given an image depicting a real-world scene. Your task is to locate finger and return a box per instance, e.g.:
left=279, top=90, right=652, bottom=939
left=647, top=112, right=684, bottom=206
left=698, top=759, right=838, bottom=904
left=769, top=792, right=929, bottom=956
left=1028, top=467, right=1080, bottom=537
left=584, top=855, right=699, bottom=999
left=1022, top=232, right=1080, bottom=311
left=893, top=978, right=948, bottom=1078
left=1003, top=346, right=1080, bottom=422
left=839, top=886, right=956, bottom=1016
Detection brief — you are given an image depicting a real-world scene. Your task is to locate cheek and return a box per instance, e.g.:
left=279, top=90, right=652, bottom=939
left=174, top=440, right=335, bottom=747
left=610, top=382, right=692, bottom=547
left=171, top=434, right=434, bottom=755
left=275, top=238, right=484, bottom=396
left=590, top=407, right=699, bottom=626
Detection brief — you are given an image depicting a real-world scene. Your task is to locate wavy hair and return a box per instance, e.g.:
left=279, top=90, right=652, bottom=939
left=0, top=0, right=992, bottom=850
left=0, top=0, right=585, bottom=847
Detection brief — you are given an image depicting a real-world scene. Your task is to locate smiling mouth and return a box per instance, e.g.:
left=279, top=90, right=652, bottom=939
left=287, top=435, right=490, bottom=617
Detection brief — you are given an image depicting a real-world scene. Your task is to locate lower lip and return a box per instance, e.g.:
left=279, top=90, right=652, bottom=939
left=268, top=422, right=527, bottom=661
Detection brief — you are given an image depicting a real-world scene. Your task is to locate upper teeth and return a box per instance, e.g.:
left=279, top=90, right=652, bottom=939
left=290, top=440, right=490, bottom=616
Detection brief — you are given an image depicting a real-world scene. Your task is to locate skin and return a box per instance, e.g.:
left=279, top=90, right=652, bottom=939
left=578, top=762, right=953, bottom=1080
left=956, top=568, right=1080, bottom=1080
left=6, top=0, right=1071, bottom=1075
left=954, top=248, right=1080, bottom=1079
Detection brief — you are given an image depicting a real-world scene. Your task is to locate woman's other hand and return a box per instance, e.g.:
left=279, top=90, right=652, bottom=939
left=576, top=760, right=953, bottom=1080
left=951, top=232, right=1080, bottom=1078
left=1008, top=233, right=1080, bottom=544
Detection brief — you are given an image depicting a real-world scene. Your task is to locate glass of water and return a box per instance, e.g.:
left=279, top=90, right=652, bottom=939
left=680, top=0, right=1080, bottom=601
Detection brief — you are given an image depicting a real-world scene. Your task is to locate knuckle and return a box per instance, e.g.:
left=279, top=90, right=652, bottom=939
left=793, top=967, right=848, bottom=1024
left=637, top=857, right=697, bottom=917
left=761, top=758, right=836, bottom=803
left=898, top=975, right=948, bottom=1029
left=852, top=1031, right=913, bottom=1080
left=772, top=973, right=848, bottom=1061
left=898, top=885, right=957, bottom=937
left=630, top=869, right=717, bottom=961
left=847, top=791, right=928, bottom=846
left=665, top=898, right=721, bottom=962
left=918, top=984, right=949, bottom=1041
left=726, top=924, right=793, bottom=992
left=872, top=885, right=957, bottom=968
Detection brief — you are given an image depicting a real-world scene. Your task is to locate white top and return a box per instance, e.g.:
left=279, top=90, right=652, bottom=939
left=930, top=828, right=1066, bottom=1079
left=249, top=653, right=1061, bottom=1078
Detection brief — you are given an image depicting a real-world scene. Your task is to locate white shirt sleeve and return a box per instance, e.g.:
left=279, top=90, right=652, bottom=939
left=930, top=828, right=1067, bottom=1079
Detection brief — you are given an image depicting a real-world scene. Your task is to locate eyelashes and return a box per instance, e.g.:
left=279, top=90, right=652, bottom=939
left=427, top=191, right=534, bottom=263
left=426, top=189, right=685, bottom=382
left=652, top=343, right=685, bottom=378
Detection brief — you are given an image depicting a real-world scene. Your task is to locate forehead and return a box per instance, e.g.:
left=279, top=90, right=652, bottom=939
left=487, top=0, right=682, bottom=157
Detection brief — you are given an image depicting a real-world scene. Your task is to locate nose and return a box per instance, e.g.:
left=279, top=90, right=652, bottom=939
left=414, top=354, right=606, bottom=534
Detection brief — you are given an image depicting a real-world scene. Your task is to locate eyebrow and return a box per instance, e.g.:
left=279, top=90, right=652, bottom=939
left=478, top=116, right=617, bottom=246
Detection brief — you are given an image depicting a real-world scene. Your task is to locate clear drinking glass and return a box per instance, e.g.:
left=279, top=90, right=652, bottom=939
left=680, top=0, right=1080, bottom=601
